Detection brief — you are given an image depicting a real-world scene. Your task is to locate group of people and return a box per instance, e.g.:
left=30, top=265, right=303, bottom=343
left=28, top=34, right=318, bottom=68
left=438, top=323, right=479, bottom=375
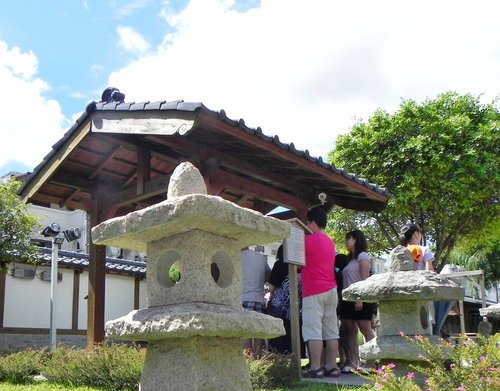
left=241, top=206, right=436, bottom=379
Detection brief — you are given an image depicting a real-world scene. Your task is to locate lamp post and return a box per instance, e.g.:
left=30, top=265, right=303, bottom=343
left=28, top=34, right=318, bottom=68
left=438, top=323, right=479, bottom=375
left=50, top=236, right=64, bottom=350
left=41, top=223, right=81, bottom=351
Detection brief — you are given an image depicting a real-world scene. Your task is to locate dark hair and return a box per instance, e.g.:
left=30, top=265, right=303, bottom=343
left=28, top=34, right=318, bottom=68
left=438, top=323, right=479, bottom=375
left=399, top=223, right=421, bottom=246
left=276, top=245, right=283, bottom=261
left=307, top=206, right=327, bottom=229
left=335, top=253, right=350, bottom=270
left=345, top=229, right=368, bottom=259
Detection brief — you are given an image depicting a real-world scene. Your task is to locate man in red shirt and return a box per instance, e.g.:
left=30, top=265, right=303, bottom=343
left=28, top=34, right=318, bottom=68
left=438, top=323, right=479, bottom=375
left=301, top=206, right=340, bottom=378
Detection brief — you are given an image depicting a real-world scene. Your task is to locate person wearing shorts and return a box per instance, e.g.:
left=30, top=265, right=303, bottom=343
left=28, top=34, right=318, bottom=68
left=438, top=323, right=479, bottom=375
left=301, top=206, right=340, bottom=378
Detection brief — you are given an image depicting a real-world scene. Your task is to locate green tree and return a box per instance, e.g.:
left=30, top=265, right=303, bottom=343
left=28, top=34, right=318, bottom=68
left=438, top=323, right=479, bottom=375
left=0, top=180, right=39, bottom=270
left=328, top=92, right=500, bottom=271
left=449, top=219, right=500, bottom=287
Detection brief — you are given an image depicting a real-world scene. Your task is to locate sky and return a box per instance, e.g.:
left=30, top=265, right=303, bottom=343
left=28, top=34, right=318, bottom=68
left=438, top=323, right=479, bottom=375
left=0, top=0, right=499, bottom=175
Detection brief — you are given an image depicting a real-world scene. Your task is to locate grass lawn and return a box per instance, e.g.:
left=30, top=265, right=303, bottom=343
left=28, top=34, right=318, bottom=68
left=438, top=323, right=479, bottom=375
left=0, top=383, right=359, bottom=391
left=0, top=384, right=102, bottom=390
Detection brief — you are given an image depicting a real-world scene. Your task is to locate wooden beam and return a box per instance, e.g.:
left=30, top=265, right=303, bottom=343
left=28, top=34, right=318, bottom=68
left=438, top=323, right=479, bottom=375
left=88, top=145, right=122, bottom=179
left=235, top=194, right=250, bottom=205
left=30, top=192, right=94, bottom=212
left=122, top=171, right=137, bottom=188
left=52, top=171, right=99, bottom=192
left=94, top=133, right=186, bottom=165
left=147, top=135, right=314, bottom=203
left=92, top=110, right=196, bottom=136
left=253, top=199, right=278, bottom=215
left=200, top=112, right=389, bottom=203
left=62, top=189, right=80, bottom=208
left=136, top=147, right=151, bottom=195
left=100, top=172, right=171, bottom=210
left=21, top=121, right=92, bottom=203
left=207, top=169, right=307, bottom=213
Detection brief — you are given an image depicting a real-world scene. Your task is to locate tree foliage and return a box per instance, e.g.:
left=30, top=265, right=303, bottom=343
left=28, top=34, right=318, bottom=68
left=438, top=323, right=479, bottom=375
left=449, top=219, right=500, bottom=287
left=328, top=92, right=500, bottom=270
left=0, top=180, right=39, bottom=270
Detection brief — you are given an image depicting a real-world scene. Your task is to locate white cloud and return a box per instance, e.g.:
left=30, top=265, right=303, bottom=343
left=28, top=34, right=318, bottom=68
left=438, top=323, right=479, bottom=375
left=0, top=41, right=67, bottom=169
left=116, top=26, right=151, bottom=54
left=112, top=0, right=152, bottom=18
left=105, top=0, right=498, bottom=159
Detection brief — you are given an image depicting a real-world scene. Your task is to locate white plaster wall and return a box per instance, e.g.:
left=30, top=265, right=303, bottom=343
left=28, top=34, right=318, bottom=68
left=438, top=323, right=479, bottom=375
left=105, top=274, right=135, bottom=322
left=77, top=271, right=89, bottom=330
left=4, top=265, right=74, bottom=329
left=28, top=205, right=87, bottom=253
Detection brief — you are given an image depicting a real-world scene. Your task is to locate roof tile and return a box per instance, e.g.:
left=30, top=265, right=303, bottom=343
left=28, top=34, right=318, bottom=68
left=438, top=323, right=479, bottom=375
left=144, top=101, right=165, bottom=110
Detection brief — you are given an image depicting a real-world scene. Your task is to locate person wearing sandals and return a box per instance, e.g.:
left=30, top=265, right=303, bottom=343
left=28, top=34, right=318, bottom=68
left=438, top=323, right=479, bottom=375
left=301, top=206, right=341, bottom=378
left=267, top=245, right=306, bottom=355
left=340, top=230, right=376, bottom=372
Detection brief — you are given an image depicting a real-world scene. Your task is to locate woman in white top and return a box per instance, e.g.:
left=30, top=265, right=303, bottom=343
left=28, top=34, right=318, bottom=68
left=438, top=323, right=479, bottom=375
left=398, top=223, right=435, bottom=271
left=340, top=229, right=376, bottom=370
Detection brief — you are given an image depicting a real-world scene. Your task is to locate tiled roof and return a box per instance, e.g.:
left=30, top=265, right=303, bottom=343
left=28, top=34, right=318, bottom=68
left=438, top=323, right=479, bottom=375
left=22, top=99, right=390, bottom=199
left=38, top=247, right=146, bottom=277
left=90, top=100, right=391, bottom=197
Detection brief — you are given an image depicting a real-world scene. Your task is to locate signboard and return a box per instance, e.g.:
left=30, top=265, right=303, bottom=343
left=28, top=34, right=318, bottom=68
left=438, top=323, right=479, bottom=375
left=283, top=218, right=311, bottom=266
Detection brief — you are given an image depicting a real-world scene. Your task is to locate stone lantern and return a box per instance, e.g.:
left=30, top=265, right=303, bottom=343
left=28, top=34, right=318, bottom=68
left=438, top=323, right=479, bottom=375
left=343, top=249, right=464, bottom=374
left=92, top=162, right=290, bottom=391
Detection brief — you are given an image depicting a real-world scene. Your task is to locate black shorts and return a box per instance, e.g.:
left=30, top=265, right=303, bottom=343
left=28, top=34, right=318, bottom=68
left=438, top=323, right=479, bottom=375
left=340, top=301, right=377, bottom=320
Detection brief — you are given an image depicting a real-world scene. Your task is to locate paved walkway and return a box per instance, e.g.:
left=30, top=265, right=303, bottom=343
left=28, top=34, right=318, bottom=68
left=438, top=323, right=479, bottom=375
left=302, top=372, right=371, bottom=387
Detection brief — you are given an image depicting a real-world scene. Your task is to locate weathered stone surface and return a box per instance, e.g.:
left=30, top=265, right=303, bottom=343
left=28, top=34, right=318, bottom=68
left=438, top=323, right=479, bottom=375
left=140, top=337, right=251, bottom=391
left=147, top=230, right=243, bottom=307
left=167, top=162, right=207, bottom=198
left=359, top=335, right=443, bottom=361
left=92, top=194, right=290, bottom=253
left=105, top=302, right=285, bottom=341
left=480, top=303, right=500, bottom=320
left=378, top=300, right=432, bottom=336
left=387, top=245, right=417, bottom=271
left=477, top=320, right=493, bottom=336
left=342, top=271, right=464, bottom=302
left=96, top=162, right=289, bottom=391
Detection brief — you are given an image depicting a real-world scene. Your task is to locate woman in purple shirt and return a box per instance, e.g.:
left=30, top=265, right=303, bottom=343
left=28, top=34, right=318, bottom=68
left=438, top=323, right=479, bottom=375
left=340, top=229, right=376, bottom=371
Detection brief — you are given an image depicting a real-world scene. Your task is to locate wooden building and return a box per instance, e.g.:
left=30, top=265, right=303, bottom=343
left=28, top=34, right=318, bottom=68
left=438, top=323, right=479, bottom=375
left=19, top=97, right=391, bottom=346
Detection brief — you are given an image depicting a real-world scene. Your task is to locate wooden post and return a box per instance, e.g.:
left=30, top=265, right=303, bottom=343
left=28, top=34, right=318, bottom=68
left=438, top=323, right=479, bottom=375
left=72, top=270, right=81, bottom=330
left=459, top=300, right=466, bottom=335
left=87, top=199, right=106, bottom=346
left=134, top=277, right=141, bottom=310
left=288, top=263, right=301, bottom=375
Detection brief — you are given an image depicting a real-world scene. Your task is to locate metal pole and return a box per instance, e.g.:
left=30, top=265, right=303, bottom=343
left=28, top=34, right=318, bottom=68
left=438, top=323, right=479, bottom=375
left=49, top=237, right=59, bottom=351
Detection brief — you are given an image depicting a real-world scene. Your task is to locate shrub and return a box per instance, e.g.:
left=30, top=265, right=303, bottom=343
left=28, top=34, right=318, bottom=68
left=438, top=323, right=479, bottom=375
left=41, top=343, right=145, bottom=390
left=0, top=349, right=46, bottom=383
left=360, top=333, right=500, bottom=391
left=247, top=352, right=299, bottom=389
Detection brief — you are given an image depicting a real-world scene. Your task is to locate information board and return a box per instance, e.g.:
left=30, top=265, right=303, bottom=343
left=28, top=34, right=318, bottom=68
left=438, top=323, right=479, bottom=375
left=283, top=218, right=310, bottom=266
